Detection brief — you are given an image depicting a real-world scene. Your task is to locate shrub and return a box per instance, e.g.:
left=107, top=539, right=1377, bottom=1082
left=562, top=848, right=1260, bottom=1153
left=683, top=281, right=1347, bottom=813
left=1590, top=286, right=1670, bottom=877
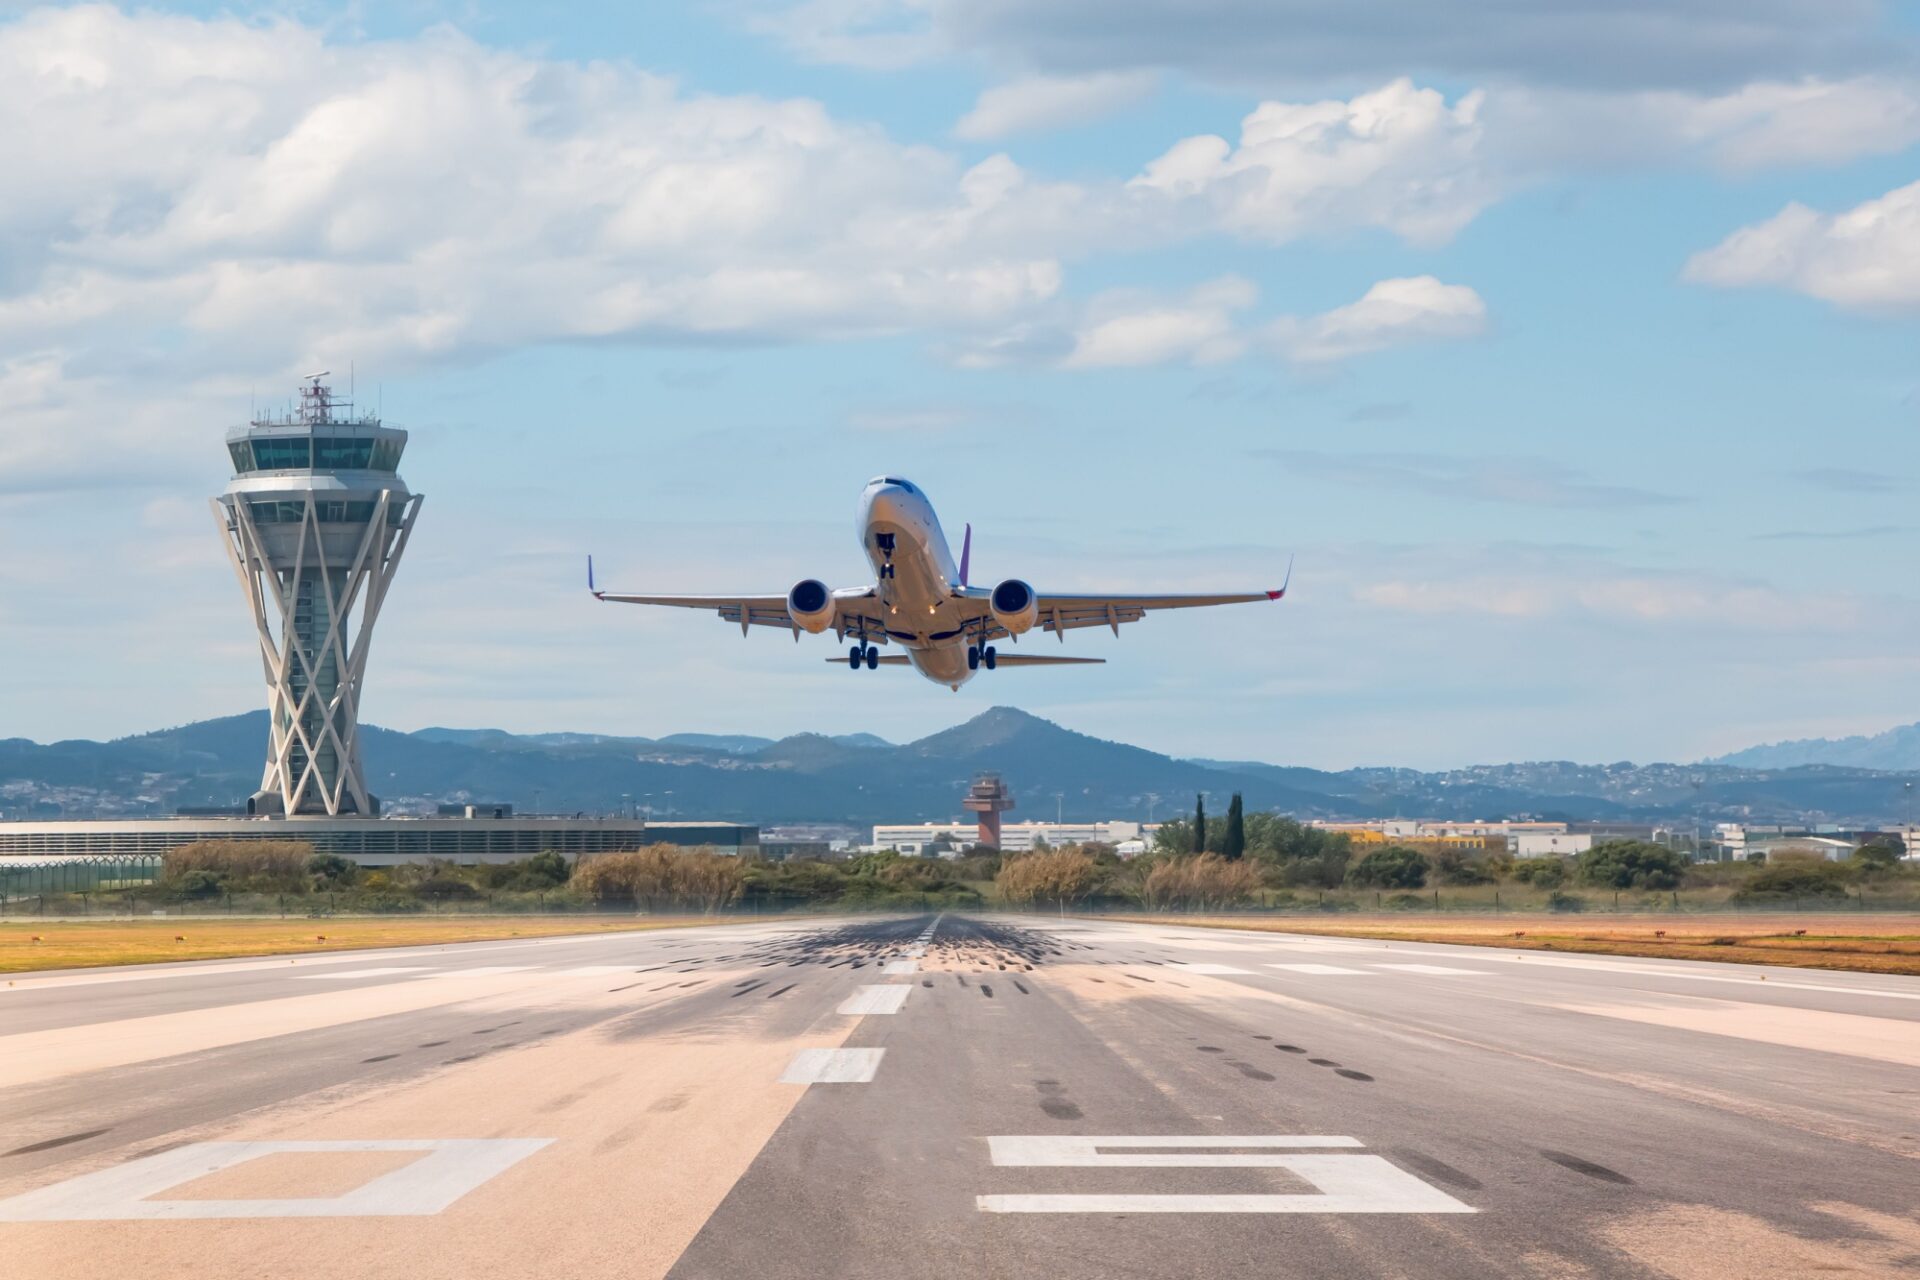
left=1547, top=890, right=1587, bottom=912
left=1509, top=857, right=1567, bottom=888
left=997, top=849, right=1100, bottom=908
left=306, top=853, right=358, bottom=889
left=1136, top=853, right=1261, bottom=910
left=1576, top=841, right=1687, bottom=891
left=163, top=840, right=312, bottom=894
left=1345, top=846, right=1430, bottom=890
left=1431, top=848, right=1494, bottom=886
left=573, top=845, right=743, bottom=911
left=1383, top=892, right=1427, bottom=910
left=1733, top=857, right=1849, bottom=900
left=171, top=869, right=227, bottom=900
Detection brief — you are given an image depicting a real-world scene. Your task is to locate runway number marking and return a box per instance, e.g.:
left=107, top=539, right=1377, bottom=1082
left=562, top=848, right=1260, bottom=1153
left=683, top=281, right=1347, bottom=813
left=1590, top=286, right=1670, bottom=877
left=0, top=1139, right=553, bottom=1222
left=976, top=1136, right=1475, bottom=1214
left=838, top=985, right=912, bottom=1016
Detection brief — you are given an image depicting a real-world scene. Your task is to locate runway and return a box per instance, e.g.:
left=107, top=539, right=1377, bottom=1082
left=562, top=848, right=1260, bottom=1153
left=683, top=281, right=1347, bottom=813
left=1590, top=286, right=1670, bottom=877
left=3, top=914, right=1918, bottom=1278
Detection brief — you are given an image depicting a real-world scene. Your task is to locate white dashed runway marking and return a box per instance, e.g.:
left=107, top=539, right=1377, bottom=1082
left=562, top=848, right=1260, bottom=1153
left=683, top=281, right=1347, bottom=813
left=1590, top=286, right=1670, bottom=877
left=882, top=959, right=920, bottom=975
left=977, top=1136, right=1474, bottom=1214
left=838, top=985, right=912, bottom=1016
left=779, top=1048, right=886, bottom=1084
left=0, top=1139, right=553, bottom=1221
left=417, top=966, right=537, bottom=978
left=1170, top=963, right=1252, bottom=975
left=1267, top=963, right=1368, bottom=975
left=292, top=967, right=430, bottom=980
left=1374, top=964, right=1486, bottom=975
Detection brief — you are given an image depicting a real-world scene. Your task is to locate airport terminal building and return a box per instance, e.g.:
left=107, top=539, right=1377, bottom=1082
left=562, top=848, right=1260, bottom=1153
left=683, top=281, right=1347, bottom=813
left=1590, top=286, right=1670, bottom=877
left=0, top=818, right=758, bottom=865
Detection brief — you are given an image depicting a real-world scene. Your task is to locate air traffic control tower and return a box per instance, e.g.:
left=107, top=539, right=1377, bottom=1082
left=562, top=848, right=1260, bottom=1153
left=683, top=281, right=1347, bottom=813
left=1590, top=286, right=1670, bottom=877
left=214, top=376, right=422, bottom=816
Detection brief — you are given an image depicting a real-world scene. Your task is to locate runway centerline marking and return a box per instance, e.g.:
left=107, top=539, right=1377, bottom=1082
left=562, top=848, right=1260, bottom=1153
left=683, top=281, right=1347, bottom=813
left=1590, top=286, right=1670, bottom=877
left=292, top=967, right=430, bottom=980
left=415, top=966, right=536, bottom=978
left=978, top=1136, right=1473, bottom=1214
left=837, top=985, right=912, bottom=1016
left=779, top=1048, right=886, bottom=1084
left=0, top=1139, right=552, bottom=1221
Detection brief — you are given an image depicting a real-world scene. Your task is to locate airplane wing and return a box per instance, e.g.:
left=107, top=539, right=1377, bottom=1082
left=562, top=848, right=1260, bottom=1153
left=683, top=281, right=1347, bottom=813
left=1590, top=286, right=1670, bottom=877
left=589, top=560, right=890, bottom=641
left=823, top=654, right=1105, bottom=666
left=968, top=560, right=1292, bottom=642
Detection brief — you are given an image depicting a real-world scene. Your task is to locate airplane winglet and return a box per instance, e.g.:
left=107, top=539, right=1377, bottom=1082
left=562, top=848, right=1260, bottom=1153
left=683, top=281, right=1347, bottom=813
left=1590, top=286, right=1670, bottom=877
left=588, top=554, right=604, bottom=600
left=959, top=523, right=971, bottom=588
left=1267, top=554, right=1294, bottom=601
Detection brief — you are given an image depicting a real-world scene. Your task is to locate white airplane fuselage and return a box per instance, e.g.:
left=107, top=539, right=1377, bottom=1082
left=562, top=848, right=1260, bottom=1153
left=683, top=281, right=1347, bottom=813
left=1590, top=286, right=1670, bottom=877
left=856, top=476, right=982, bottom=688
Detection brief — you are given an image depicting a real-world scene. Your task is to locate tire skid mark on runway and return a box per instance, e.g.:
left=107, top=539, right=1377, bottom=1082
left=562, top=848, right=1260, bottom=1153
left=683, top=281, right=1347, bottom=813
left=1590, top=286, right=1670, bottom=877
left=2, top=1129, right=110, bottom=1158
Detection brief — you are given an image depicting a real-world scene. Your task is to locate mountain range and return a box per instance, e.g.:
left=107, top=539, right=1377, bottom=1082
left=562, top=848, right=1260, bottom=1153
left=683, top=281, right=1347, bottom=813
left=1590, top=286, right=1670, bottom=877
left=1706, top=721, right=1920, bottom=772
left=5, top=707, right=1920, bottom=829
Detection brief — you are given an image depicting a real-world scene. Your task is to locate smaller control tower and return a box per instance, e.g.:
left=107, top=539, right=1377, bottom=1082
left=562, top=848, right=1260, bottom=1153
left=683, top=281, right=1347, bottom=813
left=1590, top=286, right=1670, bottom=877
left=963, top=773, right=1016, bottom=849
left=214, top=375, right=422, bottom=817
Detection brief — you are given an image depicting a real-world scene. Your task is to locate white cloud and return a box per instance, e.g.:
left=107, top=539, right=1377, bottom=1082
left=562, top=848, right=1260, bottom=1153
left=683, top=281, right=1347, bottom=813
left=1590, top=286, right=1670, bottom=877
left=1269, top=276, right=1486, bottom=364
left=1356, top=569, right=1859, bottom=633
left=0, top=6, right=1081, bottom=379
left=1683, top=179, right=1920, bottom=311
left=1132, top=80, right=1496, bottom=246
left=954, top=70, right=1157, bottom=140
left=1063, top=276, right=1254, bottom=368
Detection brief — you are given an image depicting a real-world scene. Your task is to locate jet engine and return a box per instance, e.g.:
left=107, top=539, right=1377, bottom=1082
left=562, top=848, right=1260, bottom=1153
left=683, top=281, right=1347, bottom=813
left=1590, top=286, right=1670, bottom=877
left=990, top=578, right=1039, bottom=636
left=786, top=579, right=836, bottom=633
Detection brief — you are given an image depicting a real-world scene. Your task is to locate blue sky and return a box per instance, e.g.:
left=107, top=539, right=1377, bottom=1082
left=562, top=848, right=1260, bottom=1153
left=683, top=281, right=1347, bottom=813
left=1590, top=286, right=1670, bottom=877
left=1, top=1, right=1918, bottom=768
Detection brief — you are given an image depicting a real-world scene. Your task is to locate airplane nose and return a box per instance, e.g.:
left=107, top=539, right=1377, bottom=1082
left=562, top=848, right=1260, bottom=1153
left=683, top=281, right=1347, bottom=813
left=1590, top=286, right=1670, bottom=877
left=864, top=484, right=910, bottom=526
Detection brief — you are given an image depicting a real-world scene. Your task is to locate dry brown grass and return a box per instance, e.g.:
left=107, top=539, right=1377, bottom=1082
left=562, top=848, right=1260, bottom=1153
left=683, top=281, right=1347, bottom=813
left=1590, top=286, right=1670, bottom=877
left=0, top=915, right=743, bottom=974
left=1102, top=912, right=1920, bottom=976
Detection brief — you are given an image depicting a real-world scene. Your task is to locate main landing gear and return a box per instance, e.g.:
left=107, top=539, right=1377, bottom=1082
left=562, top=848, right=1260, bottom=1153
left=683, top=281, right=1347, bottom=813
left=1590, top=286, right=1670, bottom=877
left=848, top=643, right=879, bottom=670
left=967, top=644, right=998, bottom=671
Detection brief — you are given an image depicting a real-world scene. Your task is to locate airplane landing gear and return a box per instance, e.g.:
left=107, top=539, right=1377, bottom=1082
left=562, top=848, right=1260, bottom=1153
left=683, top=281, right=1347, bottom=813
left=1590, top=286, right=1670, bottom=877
left=866, top=645, right=879, bottom=670
left=850, top=642, right=880, bottom=670
left=982, top=645, right=997, bottom=670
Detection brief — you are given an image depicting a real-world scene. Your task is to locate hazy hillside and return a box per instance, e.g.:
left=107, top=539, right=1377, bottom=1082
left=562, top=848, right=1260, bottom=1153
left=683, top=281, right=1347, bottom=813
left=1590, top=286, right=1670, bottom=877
left=4, top=708, right=1918, bottom=827
left=1708, top=722, right=1920, bottom=771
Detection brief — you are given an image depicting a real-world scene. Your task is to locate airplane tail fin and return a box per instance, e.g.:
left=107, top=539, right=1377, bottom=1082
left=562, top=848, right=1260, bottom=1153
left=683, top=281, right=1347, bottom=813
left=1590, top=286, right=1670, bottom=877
left=959, top=523, right=971, bottom=587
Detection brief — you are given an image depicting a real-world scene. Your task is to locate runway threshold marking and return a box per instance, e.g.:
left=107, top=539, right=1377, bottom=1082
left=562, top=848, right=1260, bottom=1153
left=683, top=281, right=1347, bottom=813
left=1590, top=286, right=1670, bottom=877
left=0, top=1139, right=553, bottom=1222
left=779, top=1048, right=886, bottom=1084
left=837, top=985, right=912, bottom=1016
left=977, top=1136, right=1474, bottom=1215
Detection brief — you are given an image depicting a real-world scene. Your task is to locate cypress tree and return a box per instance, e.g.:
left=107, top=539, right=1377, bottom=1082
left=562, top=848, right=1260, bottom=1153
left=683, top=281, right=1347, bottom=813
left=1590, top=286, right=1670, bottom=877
left=1193, top=794, right=1206, bottom=855
left=1224, top=793, right=1246, bottom=861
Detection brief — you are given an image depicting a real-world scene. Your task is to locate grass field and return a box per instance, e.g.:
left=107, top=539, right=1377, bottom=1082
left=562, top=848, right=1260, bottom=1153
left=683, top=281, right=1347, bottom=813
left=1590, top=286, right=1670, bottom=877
left=0, top=915, right=746, bottom=974
left=1104, top=913, right=1920, bottom=976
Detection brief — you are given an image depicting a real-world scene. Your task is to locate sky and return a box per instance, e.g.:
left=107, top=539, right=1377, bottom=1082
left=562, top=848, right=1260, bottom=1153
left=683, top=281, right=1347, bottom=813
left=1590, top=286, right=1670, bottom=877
left=2, top=2, right=1919, bottom=770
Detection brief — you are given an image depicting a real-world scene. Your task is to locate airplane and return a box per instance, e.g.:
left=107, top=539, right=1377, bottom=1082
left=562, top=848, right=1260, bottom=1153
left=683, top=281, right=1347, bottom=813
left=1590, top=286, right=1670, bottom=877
left=590, top=475, right=1289, bottom=691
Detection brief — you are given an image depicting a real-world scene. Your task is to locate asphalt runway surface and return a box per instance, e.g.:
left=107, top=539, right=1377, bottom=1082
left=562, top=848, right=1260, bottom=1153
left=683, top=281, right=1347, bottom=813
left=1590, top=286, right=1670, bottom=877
left=3, top=913, right=1918, bottom=1278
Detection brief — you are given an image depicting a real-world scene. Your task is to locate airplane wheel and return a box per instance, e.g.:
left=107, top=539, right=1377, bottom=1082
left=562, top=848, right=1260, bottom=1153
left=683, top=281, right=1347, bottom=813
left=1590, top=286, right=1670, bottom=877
left=983, top=646, right=997, bottom=671
left=866, top=646, right=880, bottom=670
left=967, top=645, right=980, bottom=671
left=848, top=645, right=862, bottom=670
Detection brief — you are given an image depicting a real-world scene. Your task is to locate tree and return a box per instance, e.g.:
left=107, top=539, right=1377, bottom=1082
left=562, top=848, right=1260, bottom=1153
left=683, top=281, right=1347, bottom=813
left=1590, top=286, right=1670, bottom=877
left=1733, top=856, right=1848, bottom=900
left=1345, top=846, right=1430, bottom=889
left=1193, top=794, right=1207, bottom=855
left=1853, top=838, right=1903, bottom=873
left=1222, top=793, right=1245, bottom=861
left=1576, top=840, right=1688, bottom=891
